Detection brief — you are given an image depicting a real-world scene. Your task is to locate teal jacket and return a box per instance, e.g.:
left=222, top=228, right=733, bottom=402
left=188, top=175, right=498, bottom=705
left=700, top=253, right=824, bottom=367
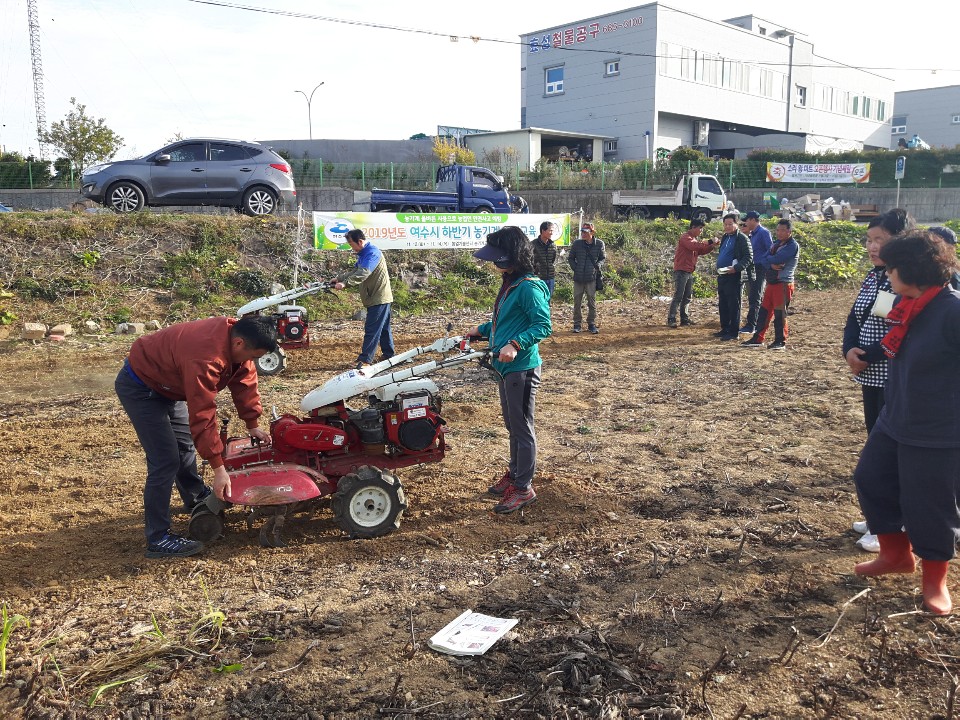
left=477, top=273, right=552, bottom=376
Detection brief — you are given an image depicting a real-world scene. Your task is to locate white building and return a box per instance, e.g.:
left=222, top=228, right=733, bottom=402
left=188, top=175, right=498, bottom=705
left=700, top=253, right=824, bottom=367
left=889, top=85, right=960, bottom=150
left=520, top=3, right=893, bottom=161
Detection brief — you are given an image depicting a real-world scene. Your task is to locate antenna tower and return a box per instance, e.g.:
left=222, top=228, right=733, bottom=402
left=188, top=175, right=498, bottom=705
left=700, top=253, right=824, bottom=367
left=27, top=0, right=47, bottom=158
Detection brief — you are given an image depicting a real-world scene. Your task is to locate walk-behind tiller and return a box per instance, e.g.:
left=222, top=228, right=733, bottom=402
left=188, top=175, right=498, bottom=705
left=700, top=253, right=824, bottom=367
left=188, top=335, right=491, bottom=547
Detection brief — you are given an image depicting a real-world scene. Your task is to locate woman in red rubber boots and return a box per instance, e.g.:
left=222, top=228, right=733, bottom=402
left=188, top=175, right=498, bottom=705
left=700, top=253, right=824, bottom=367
left=852, top=230, right=960, bottom=615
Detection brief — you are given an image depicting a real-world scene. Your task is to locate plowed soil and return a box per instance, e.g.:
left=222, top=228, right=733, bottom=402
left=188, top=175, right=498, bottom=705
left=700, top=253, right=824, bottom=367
left=1, top=291, right=957, bottom=719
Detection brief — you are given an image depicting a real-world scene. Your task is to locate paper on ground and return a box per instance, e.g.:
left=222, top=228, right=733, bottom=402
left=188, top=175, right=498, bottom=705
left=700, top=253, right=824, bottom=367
left=428, top=610, right=518, bottom=656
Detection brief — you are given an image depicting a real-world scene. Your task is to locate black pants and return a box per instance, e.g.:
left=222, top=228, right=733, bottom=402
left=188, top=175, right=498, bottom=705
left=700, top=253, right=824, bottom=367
left=717, top=274, right=744, bottom=336
left=115, top=369, right=208, bottom=545
left=744, top=274, right=766, bottom=329
left=497, top=366, right=541, bottom=489
left=862, top=385, right=885, bottom=433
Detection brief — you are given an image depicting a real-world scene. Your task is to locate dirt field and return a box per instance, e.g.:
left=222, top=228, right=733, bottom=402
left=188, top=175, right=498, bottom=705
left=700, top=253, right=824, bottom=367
left=1, top=290, right=957, bottom=719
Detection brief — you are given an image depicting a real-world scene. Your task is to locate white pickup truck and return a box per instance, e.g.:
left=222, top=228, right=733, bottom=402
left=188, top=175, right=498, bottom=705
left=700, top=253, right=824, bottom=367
left=612, top=173, right=728, bottom=222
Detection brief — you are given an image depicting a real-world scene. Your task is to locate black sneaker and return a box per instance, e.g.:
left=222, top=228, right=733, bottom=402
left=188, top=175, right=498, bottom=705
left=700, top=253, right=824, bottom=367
left=589, top=325, right=599, bottom=334
left=768, top=341, right=786, bottom=351
left=146, top=533, right=203, bottom=559
left=680, top=319, right=696, bottom=326
left=667, top=320, right=678, bottom=328
left=740, top=337, right=764, bottom=348
left=573, top=325, right=582, bottom=333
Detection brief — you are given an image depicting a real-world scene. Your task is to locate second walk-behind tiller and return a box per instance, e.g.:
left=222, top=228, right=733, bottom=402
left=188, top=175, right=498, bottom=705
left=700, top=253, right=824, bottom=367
left=189, top=334, right=492, bottom=547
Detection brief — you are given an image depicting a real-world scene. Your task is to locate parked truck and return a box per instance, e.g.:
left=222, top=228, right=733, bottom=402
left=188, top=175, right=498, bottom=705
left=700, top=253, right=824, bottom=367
left=352, top=164, right=522, bottom=213
left=612, top=173, right=727, bottom=221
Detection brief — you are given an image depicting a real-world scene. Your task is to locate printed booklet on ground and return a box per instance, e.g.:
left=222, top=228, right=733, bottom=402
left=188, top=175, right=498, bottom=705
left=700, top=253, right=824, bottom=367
left=427, top=610, right=518, bottom=656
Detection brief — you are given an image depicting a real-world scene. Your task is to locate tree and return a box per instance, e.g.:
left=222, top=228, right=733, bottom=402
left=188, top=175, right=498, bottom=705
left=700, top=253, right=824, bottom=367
left=409, top=132, right=428, bottom=140
left=432, top=136, right=475, bottom=166
left=42, top=98, right=124, bottom=175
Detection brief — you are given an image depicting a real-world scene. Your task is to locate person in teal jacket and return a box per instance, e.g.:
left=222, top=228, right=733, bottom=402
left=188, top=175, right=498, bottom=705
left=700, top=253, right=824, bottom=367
left=466, top=226, right=552, bottom=514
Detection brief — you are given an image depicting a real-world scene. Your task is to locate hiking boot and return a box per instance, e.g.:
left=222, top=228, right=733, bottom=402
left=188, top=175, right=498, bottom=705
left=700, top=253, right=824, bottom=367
left=589, top=325, right=599, bottom=334
left=145, top=533, right=203, bottom=559
left=573, top=325, right=582, bottom=333
left=740, top=337, right=764, bottom=348
left=493, top=485, right=537, bottom=514
left=487, top=471, right=513, bottom=497
left=666, top=320, right=678, bottom=329
left=768, top=341, right=786, bottom=350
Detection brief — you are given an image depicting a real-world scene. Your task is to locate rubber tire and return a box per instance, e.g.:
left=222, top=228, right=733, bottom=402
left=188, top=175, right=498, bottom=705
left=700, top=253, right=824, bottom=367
left=332, top=465, right=407, bottom=539
left=242, top=187, right=277, bottom=216
left=475, top=207, right=492, bottom=214
left=399, top=205, right=421, bottom=213
left=255, top=347, right=286, bottom=375
left=188, top=510, right=224, bottom=543
left=106, top=182, right=145, bottom=213
left=634, top=206, right=652, bottom=220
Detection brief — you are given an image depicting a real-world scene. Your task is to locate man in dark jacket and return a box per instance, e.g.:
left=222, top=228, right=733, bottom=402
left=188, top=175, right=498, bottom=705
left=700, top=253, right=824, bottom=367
left=714, top=213, right=754, bottom=340
left=568, top=222, right=605, bottom=334
left=532, top=221, right=558, bottom=299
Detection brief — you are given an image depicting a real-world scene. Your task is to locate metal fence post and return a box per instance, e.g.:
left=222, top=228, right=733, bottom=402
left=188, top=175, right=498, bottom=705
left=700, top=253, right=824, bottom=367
left=361, top=162, right=366, bottom=191
left=601, top=161, right=605, bottom=191
left=390, top=162, right=394, bottom=190
left=319, top=157, right=323, bottom=188
left=28, top=162, right=33, bottom=190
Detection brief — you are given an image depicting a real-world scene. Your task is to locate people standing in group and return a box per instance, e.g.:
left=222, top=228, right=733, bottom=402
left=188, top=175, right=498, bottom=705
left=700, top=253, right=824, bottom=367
left=568, top=221, right=606, bottom=334
left=841, top=208, right=915, bottom=552
left=851, top=230, right=960, bottom=615
left=467, top=226, right=552, bottom=515
left=532, top=221, right=559, bottom=300
left=115, top=315, right=278, bottom=558
left=740, top=211, right=773, bottom=335
left=334, top=229, right=395, bottom=371
left=714, top=213, right=754, bottom=340
left=667, top=218, right=718, bottom=328
left=740, top=219, right=800, bottom=350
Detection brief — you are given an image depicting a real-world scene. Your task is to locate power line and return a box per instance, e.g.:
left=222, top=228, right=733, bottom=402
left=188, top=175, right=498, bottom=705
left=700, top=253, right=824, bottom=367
left=186, top=0, right=960, bottom=75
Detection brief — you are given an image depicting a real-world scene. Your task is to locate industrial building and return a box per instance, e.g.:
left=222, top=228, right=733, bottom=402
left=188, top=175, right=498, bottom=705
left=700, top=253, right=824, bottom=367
left=889, top=85, right=960, bottom=150
left=519, top=3, right=894, bottom=161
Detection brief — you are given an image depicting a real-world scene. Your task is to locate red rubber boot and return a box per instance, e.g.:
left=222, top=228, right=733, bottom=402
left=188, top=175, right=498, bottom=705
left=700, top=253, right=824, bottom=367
left=855, top=532, right=916, bottom=576
left=921, top=560, right=952, bottom=615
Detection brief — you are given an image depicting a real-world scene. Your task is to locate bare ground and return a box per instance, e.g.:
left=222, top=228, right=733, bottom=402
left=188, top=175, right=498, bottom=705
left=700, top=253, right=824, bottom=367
left=1, top=290, right=958, bottom=719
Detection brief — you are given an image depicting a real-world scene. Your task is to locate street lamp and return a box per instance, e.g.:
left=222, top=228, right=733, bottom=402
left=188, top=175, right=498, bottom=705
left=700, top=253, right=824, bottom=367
left=294, top=82, right=325, bottom=141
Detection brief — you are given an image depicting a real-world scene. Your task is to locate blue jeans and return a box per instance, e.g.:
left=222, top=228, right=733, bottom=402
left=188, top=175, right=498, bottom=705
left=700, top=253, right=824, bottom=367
left=543, top=278, right=555, bottom=299
left=115, top=369, right=207, bottom=545
left=359, top=303, right=394, bottom=364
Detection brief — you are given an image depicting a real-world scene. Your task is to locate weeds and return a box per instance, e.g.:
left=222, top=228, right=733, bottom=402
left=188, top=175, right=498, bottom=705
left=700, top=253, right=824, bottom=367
left=1, top=603, right=30, bottom=676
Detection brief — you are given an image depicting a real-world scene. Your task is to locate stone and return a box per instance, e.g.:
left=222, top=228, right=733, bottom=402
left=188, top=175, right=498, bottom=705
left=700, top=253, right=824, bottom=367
left=22, top=323, right=47, bottom=340
left=114, top=323, right=129, bottom=335
left=49, top=323, right=73, bottom=337
left=144, top=320, right=163, bottom=331
left=84, top=320, right=101, bottom=334
left=351, top=309, right=367, bottom=321
left=126, top=323, right=146, bottom=335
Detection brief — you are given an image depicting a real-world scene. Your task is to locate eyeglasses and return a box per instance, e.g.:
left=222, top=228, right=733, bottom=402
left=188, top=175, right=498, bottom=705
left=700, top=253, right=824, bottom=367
left=738, top=223, right=747, bottom=228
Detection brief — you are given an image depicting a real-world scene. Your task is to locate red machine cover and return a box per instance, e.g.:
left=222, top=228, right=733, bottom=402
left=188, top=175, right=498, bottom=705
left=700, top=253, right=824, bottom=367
left=226, top=463, right=325, bottom=505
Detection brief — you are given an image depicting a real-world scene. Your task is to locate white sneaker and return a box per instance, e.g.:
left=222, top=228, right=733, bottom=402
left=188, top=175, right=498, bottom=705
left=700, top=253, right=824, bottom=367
left=852, top=520, right=869, bottom=535
left=856, top=533, right=880, bottom=553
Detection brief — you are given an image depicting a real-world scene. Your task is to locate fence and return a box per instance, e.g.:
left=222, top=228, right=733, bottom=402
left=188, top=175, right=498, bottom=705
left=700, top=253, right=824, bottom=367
left=4, top=158, right=960, bottom=191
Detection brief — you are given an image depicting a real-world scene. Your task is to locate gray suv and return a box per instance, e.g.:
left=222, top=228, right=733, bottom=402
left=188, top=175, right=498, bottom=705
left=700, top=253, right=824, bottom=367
left=81, top=138, right=297, bottom=215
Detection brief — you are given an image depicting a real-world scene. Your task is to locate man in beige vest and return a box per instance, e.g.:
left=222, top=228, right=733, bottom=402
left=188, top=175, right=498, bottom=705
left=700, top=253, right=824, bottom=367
left=334, top=229, right=395, bottom=370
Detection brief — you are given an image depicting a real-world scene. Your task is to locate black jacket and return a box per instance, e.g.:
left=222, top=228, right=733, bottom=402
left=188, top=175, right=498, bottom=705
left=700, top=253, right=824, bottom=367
left=532, top=237, right=558, bottom=280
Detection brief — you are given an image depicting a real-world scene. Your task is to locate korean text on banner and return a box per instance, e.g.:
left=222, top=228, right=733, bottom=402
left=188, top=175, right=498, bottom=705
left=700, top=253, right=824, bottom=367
left=766, top=163, right=870, bottom=184
left=312, top=212, right=572, bottom=251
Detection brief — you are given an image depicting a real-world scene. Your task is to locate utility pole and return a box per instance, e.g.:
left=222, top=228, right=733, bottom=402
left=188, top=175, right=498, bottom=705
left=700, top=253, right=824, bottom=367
left=27, top=0, right=47, bottom=158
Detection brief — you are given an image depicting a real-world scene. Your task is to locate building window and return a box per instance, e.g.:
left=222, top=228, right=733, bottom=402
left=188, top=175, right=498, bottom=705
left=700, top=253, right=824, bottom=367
left=953, top=114, right=960, bottom=124
left=891, top=125, right=906, bottom=134
left=605, top=60, right=620, bottom=76
left=877, top=100, right=886, bottom=121
left=890, top=115, right=906, bottom=134
left=603, top=140, right=618, bottom=152
left=862, top=97, right=871, bottom=118
left=795, top=85, right=807, bottom=107
left=545, top=66, right=564, bottom=95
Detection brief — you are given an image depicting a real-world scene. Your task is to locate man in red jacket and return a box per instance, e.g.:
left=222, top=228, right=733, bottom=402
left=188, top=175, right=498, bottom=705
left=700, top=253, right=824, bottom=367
left=115, top=316, right=277, bottom=558
left=667, top=218, right=718, bottom=328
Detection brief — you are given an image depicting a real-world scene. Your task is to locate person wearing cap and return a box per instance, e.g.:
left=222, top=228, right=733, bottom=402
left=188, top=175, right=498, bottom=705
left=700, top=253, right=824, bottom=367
left=334, top=229, right=395, bottom=370
left=740, top=218, right=800, bottom=350
left=568, top=222, right=606, bottom=333
left=532, top=221, right=559, bottom=299
left=466, top=227, right=552, bottom=514
left=928, top=226, right=960, bottom=290
left=740, top=211, right=773, bottom=335
left=114, top=315, right=278, bottom=558
left=667, top=218, right=718, bottom=328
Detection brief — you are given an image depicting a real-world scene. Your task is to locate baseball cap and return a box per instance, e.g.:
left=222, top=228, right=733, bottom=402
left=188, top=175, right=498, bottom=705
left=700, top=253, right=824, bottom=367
left=744, top=211, right=761, bottom=221
left=929, top=225, right=958, bottom=245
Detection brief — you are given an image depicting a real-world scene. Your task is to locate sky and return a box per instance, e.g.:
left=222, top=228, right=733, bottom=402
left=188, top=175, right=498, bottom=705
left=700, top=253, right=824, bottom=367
left=1, top=0, right=958, bottom=160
